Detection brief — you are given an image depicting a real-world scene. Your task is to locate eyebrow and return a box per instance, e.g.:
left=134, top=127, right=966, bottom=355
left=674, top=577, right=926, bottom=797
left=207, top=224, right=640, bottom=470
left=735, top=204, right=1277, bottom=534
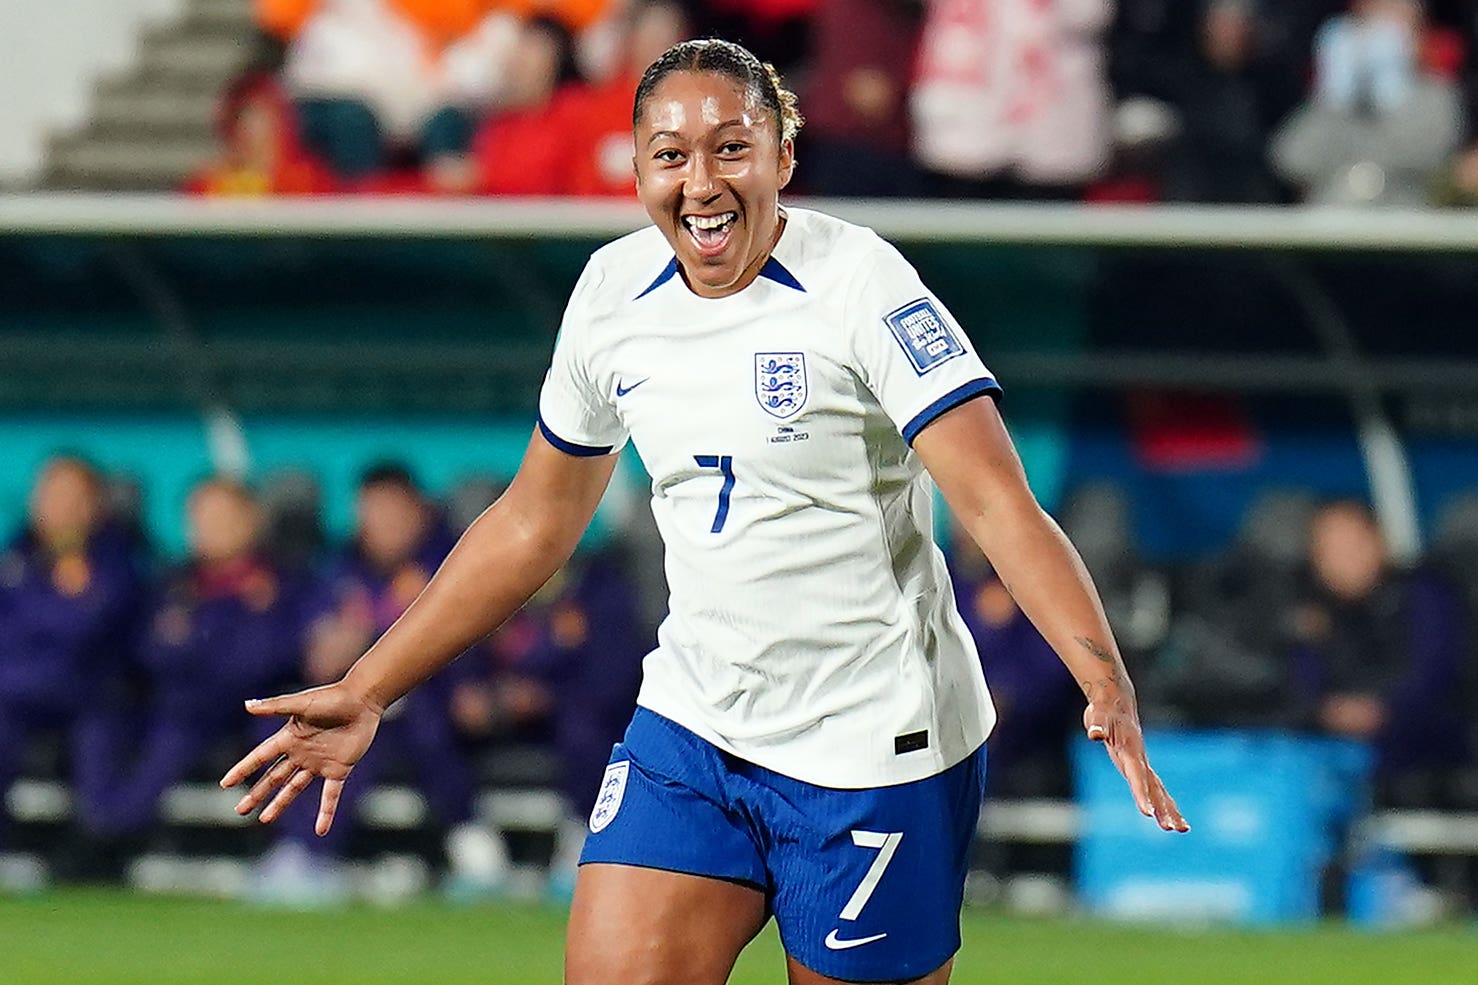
left=645, top=120, right=753, bottom=146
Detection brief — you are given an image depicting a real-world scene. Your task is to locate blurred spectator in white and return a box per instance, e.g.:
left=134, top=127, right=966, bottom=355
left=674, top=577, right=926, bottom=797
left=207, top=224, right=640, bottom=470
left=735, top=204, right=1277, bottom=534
left=563, top=0, right=691, bottom=198
left=184, top=72, right=340, bottom=196
left=1270, top=0, right=1463, bottom=206
left=279, top=0, right=469, bottom=181
left=912, top=0, right=1115, bottom=199
left=800, top=0, right=925, bottom=197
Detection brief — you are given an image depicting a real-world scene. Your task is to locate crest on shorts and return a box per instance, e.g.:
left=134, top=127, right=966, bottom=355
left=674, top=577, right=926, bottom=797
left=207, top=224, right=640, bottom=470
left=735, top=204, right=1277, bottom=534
left=589, top=760, right=630, bottom=833
left=755, top=352, right=808, bottom=419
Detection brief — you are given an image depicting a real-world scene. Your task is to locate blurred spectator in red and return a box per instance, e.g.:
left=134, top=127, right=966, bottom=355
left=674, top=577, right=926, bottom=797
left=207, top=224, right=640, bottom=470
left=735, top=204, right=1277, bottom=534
left=911, top=0, right=1115, bottom=199
left=426, top=16, right=585, bottom=195
left=1292, top=501, right=1470, bottom=805
left=799, top=0, right=925, bottom=197
left=1270, top=0, right=1463, bottom=206
left=1153, top=0, right=1299, bottom=203
left=185, top=73, right=340, bottom=196
left=564, top=0, right=690, bottom=198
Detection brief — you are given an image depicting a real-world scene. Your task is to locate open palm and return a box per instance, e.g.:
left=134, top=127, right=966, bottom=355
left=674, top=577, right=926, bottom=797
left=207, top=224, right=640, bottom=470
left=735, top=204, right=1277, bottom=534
left=220, top=683, right=382, bottom=836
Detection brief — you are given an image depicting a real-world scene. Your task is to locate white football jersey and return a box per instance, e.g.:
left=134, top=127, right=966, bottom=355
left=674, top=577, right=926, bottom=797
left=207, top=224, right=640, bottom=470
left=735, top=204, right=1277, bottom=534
left=538, top=208, right=1001, bottom=788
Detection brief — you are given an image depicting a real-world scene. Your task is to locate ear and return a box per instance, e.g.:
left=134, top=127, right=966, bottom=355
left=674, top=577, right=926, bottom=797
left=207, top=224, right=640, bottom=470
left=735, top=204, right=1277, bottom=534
left=632, top=155, right=640, bottom=188
left=777, top=138, right=796, bottom=190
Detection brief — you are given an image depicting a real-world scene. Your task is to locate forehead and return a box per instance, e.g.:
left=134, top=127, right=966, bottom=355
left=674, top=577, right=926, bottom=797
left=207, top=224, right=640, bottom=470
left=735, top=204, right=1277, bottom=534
left=192, top=484, right=252, bottom=509
left=638, top=70, right=771, bottom=133
left=39, top=462, right=93, bottom=488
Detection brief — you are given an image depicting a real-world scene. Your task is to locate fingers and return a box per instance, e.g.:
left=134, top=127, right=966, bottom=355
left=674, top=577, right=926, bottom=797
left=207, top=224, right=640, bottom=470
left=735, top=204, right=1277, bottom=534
left=1113, top=743, right=1156, bottom=818
left=259, top=768, right=315, bottom=825
left=244, top=692, right=310, bottom=718
left=316, top=778, right=345, bottom=837
left=1146, top=768, right=1191, bottom=833
left=236, top=756, right=296, bottom=816
left=220, top=732, right=286, bottom=789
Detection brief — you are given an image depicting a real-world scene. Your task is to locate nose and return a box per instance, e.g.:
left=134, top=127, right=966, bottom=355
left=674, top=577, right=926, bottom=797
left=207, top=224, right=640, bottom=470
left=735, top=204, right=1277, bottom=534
left=684, top=151, right=720, bottom=204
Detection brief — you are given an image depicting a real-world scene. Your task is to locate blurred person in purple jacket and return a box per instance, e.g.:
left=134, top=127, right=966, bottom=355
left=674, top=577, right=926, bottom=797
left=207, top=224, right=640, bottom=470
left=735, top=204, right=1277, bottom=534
left=0, top=456, right=143, bottom=855
left=950, top=542, right=1080, bottom=798
left=451, top=548, right=643, bottom=898
left=1292, top=500, right=1470, bottom=806
left=800, top=0, right=926, bottom=197
left=102, top=477, right=314, bottom=841
left=263, top=463, right=507, bottom=902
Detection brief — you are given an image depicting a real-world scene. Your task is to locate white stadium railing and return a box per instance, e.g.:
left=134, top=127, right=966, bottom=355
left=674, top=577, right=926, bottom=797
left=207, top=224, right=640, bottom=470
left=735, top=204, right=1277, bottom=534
left=4, top=193, right=1478, bottom=251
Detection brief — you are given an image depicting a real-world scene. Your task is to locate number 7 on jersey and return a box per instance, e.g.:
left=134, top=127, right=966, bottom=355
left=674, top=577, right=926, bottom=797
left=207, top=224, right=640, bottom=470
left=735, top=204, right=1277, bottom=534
left=693, top=455, right=735, bottom=533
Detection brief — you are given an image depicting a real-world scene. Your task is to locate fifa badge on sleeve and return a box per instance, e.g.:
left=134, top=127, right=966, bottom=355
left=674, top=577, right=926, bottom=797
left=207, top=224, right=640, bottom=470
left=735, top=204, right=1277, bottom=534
left=885, top=299, right=964, bottom=375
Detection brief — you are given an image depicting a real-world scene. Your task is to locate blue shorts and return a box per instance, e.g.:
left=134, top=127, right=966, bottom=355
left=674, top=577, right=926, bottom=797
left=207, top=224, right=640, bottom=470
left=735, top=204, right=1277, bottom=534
left=580, top=708, right=987, bottom=983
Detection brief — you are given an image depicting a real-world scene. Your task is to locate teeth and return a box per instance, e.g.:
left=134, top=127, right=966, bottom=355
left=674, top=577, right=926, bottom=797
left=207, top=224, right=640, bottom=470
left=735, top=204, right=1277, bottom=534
left=685, top=212, right=736, bottom=231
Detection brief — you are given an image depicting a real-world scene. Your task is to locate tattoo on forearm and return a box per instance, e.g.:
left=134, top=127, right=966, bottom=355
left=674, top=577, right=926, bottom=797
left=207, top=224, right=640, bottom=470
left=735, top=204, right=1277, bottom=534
left=1075, top=637, right=1129, bottom=703
left=1075, top=636, right=1115, bottom=664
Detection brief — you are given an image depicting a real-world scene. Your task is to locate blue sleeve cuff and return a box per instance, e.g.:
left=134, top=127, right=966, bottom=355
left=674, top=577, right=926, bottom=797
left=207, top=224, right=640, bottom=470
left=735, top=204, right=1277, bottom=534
left=901, top=378, right=1003, bottom=445
left=538, top=416, right=615, bottom=457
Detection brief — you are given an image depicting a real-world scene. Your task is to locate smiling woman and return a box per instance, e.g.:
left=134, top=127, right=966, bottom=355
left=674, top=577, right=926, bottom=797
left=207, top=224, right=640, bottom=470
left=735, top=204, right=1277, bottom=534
left=220, top=38, right=1185, bottom=985
left=629, top=40, right=802, bottom=297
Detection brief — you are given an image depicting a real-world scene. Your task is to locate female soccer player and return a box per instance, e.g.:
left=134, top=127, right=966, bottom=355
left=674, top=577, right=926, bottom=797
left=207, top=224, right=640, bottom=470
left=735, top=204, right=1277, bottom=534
left=222, top=39, right=1188, bottom=985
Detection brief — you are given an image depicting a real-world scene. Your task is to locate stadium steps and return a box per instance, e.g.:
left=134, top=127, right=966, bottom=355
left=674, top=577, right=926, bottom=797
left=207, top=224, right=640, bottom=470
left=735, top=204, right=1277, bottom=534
left=42, top=0, right=259, bottom=191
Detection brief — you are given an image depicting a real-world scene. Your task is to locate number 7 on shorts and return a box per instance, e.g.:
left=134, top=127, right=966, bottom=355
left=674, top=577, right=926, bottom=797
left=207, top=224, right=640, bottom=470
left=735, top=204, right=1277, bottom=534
left=840, top=830, right=903, bottom=920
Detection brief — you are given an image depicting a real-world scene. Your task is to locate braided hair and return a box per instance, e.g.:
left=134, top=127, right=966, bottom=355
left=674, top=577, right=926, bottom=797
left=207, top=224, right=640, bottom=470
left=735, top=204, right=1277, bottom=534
left=633, top=39, right=803, bottom=145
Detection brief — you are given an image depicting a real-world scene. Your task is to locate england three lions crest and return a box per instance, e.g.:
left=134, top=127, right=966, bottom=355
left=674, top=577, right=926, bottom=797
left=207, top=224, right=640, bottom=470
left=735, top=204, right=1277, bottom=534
left=589, top=760, right=629, bottom=833
left=755, top=352, right=808, bottom=420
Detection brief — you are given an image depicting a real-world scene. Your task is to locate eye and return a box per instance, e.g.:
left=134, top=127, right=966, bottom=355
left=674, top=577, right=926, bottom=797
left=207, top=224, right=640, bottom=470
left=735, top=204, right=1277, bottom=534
left=653, top=148, right=684, bottom=164
left=719, top=142, right=749, bottom=155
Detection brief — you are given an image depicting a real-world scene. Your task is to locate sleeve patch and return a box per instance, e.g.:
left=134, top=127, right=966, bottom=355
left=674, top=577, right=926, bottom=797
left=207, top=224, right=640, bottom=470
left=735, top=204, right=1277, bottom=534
left=884, top=299, right=965, bottom=375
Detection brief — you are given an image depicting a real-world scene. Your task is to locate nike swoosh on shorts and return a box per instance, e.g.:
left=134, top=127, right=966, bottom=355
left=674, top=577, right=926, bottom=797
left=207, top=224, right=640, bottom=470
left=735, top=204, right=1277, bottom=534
left=823, top=929, right=888, bottom=950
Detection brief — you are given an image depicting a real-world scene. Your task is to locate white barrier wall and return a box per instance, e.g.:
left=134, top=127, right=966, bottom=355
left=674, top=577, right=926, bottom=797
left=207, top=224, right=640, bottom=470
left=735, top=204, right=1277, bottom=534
left=0, top=0, right=184, bottom=185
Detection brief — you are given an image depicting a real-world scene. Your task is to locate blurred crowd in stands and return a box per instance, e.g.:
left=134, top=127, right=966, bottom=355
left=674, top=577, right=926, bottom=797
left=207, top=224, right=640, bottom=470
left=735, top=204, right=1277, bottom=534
left=4, top=451, right=1478, bottom=901
left=0, top=455, right=645, bottom=900
left=184, top=0, right=1478, bottom=206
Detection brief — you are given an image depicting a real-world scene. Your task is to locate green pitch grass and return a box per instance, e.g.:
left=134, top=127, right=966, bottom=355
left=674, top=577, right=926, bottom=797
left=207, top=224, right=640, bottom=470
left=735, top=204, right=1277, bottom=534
left=0, top=890, right=1472, bottom=985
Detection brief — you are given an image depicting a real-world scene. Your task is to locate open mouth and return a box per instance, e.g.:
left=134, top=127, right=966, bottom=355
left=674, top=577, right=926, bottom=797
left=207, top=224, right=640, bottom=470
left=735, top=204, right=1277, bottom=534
left=681, top=211, right=738, bottom=257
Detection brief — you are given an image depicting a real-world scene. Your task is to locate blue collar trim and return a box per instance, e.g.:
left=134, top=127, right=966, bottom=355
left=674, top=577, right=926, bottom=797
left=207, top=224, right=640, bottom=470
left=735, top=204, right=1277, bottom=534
left=634, top=257, right=680, bottom=299
left=758, top=257, right=806, bottom=292
left=634, top=255, right=806, bottom=299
